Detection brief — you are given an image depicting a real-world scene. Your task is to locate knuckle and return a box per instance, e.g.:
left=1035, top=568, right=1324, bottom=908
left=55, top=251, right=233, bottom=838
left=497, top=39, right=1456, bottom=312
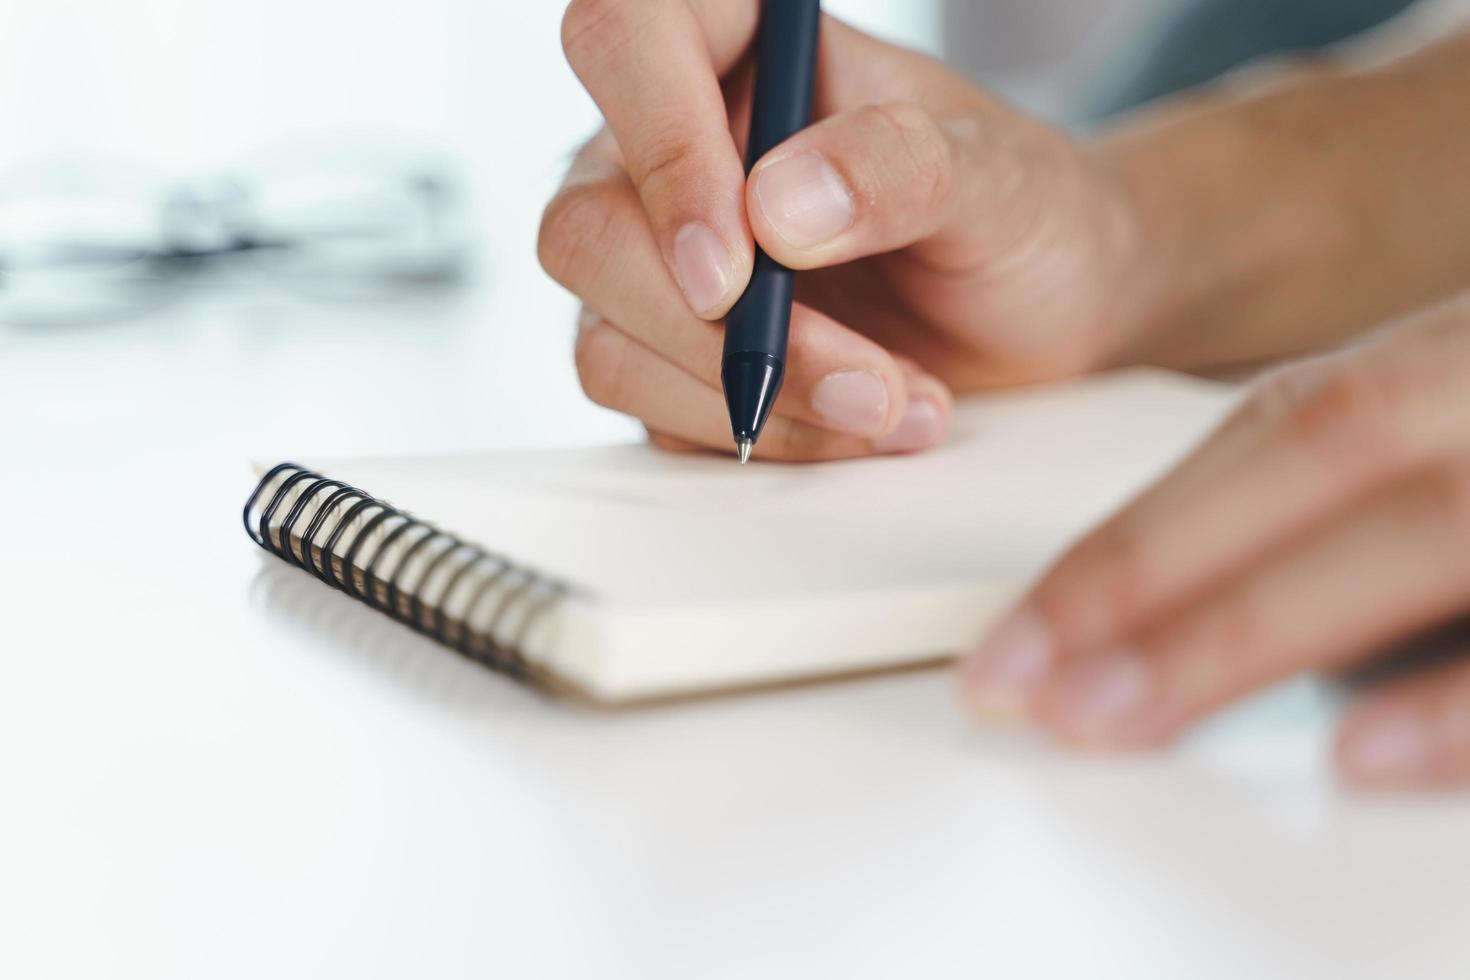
left=761, top=423, right=861, bottom=463
left=537, top=183, right=619, bottom=289
left=561, top=0, right=627, bottom=72
left=1203, top=597, right=1269, bottom=667
left=1415, top=463, right=1470, bottom=541
left=1242, top=360, right=1328, bottom=428
left=1276, top=359, right=1406, bottom=469
left=861, top=101, right=955, bottom=213
left=647, top=430, right=697, bottom=455
left=1171, top=596, right=1269, bottom=692
left=631, top=126, right=701, bottom=192
left=1031, top=525, right=1150, bottom=646
left=760, top=423, right=824, bottom=461
left=573, top=320, right=631, bottom=410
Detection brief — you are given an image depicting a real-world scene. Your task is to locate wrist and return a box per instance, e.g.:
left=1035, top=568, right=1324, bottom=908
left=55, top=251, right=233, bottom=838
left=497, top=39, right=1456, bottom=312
left=1088, top=66, right=1365, bottom=371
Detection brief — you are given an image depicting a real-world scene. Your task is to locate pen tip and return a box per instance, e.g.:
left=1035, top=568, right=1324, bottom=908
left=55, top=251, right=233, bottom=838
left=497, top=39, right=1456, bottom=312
left=736, top=439, right=753, bottom=465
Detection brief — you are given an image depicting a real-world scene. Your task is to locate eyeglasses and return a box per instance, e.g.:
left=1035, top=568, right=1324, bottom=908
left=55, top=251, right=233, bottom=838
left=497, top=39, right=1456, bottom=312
left=0, top=145, right=471, bottom=327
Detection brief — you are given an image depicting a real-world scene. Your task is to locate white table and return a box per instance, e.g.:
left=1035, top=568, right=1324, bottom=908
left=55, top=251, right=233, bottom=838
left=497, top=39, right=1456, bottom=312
left=4, top=3, right=1470, bottom=977
left=6, top=237, right=1470, bottom=980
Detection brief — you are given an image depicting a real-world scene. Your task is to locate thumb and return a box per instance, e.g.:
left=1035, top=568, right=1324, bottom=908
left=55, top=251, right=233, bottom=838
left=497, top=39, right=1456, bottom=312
left=745, top=100, right=1022, bottom=270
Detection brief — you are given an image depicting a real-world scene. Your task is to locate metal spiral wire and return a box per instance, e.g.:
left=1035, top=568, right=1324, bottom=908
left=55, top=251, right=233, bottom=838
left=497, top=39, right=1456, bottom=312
left=243, top=463, right=568, bottom=681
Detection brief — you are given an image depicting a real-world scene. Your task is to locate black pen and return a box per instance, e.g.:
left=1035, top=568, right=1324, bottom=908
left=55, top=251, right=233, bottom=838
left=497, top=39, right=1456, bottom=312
left=721, top=0, right=822, bottom=464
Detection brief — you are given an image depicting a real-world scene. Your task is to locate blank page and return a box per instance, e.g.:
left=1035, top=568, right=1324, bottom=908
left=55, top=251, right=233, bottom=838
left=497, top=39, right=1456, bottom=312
left=293, top=370, right=1238, bottom=698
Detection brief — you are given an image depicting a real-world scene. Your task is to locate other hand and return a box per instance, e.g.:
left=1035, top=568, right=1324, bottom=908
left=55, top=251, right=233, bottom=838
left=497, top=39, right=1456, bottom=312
left=961, top=296, right=1470, bottom=791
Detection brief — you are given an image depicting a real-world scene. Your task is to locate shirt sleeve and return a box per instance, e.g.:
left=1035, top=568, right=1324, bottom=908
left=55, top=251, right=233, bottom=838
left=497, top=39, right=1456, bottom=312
left=1334, top=0, right=1470, bottom=64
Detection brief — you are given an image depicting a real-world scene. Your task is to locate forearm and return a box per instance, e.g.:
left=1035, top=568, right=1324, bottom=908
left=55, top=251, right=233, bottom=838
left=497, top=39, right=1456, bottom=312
left=1098, top=26, right=1470, bottom=371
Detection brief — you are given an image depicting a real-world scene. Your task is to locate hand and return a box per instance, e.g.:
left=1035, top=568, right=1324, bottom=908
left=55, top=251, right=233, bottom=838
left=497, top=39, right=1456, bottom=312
left=540, top=0, right=1151, bottom=460
left=960, top=296, right=1470, bottom=791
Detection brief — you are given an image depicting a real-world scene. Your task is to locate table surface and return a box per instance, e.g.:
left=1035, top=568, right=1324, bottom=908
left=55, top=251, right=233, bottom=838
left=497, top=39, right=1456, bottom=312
left=4, top=4, right=1470, bottom=976
left=6, top=251, right=1470, bottom=980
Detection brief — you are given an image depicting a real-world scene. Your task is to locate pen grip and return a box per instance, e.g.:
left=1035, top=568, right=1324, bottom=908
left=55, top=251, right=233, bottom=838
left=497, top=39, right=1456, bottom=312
left=725, top=249, right=793, bottom=357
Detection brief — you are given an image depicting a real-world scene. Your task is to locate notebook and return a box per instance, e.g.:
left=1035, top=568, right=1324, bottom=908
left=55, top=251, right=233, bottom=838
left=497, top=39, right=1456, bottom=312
left=242, top=370, right=1238, bottom=702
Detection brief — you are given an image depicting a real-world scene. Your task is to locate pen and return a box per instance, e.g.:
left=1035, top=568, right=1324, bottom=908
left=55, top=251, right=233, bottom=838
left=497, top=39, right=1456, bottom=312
left=722, top=0, right=822, bottom=464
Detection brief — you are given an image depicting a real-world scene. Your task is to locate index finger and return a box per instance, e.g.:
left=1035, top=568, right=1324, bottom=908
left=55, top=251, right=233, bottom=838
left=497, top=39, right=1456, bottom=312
left=560, top=0, right=758, bottom=318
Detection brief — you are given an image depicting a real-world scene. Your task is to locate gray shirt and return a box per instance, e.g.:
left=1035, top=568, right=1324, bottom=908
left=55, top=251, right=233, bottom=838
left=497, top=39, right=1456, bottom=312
left=942, top=0, right=1466, bottom=123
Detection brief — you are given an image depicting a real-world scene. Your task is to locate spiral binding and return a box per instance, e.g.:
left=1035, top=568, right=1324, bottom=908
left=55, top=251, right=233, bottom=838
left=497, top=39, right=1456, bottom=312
left=243, top=462, right=570, bottom=682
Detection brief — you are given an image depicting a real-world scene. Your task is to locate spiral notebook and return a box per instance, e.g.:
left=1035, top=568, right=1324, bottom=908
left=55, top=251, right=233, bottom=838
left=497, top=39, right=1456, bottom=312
left=243, top=370, right=1237, bottom=702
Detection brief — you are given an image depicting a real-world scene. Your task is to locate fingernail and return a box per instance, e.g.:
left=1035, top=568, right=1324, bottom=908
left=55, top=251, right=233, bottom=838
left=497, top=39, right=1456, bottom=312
left=1050, top=650, right=1152, bottom=743
left=811, top=370, right=889, bottom=436
left=961, top=610, right=1054, bottom=718
left=1339, top=707, right=1435, bottom=784
left=874, top=398, right=945, bottom=453
left=672, top=222, right=733, bottom=315
left=753, top=152, right=855, bottom=249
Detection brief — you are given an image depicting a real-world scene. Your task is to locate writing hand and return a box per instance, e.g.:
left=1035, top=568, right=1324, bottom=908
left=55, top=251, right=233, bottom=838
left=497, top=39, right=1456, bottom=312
left=540, top=0, right=1152, bottom=459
